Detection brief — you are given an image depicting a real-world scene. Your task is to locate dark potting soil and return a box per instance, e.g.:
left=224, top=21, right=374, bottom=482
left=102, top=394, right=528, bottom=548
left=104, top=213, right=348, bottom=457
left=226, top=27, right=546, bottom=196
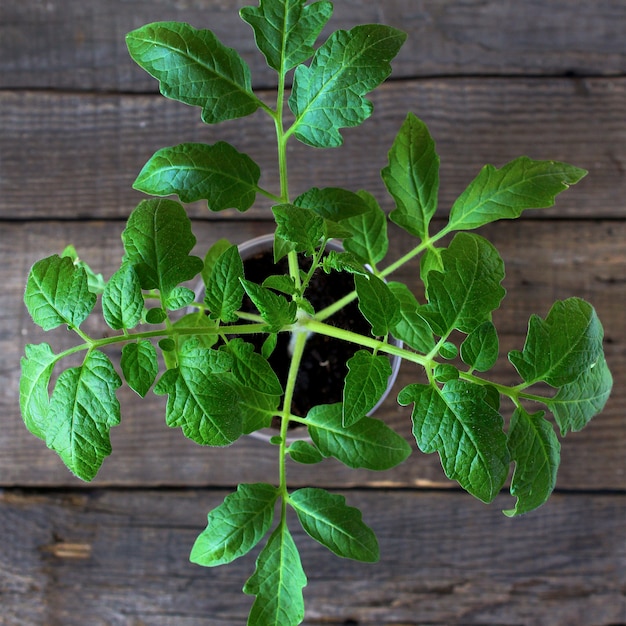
left=239, top=249, right=373, bottom=419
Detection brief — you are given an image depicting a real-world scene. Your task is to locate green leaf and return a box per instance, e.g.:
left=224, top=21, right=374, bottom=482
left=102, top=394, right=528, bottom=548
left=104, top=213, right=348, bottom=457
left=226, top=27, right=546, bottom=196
left=234, top=384, right=279, bottom=434
left=122, top=199, right=204, bottom=303
left=460, top=321, right=499, bottom=372
left=133, top=142, right=261, bottom=212
left=289, top=487, right=379, bottom=562
left=121, top=340, right=159, bottom=397
left=387, top=281, right=435, bottom=353
left=288, top=24, right=407, bottom=147
left=126, top=22, right=260, bottom=123
left=46, top=350, right=122, bottom=481
left=240, top=0, right=333, bottom=72
left=294, top=187, right=370, bottom=222
left=354, top=273, right=401, bottom=337
left=244, top=523, right=307, bottom=626
left=204, top=244, right=245, bottom=323
left=190, top=483, right=278, bottom=566
left=225, top=339, right=283, bottom=396
left=418, top=232, right=505, bottom=336
left=272, top=204, right=325, bottom=255
left=165, top=286, right=196, bottom=311
left=102, top=263, right=144, bottom=330
left=419, top=246, right=444, bottom=292
left=262, top=274, right=297, bottom=296
left=240, top=279, right=297, bottom=332
left=20, top=343, right=59, bottom=441
left=145, top=307, right=167, bottom=324
left=398, top=380, right=509, bottom=503
left=321, top=250, right=369, bottom=276
left=547, top=355, right=613, bottom=435
left=383, top=113, right=440, bottom=240
left=24, top=255, right=96, bottom=331
left=287, top=440, right=325, bottom=465
left=504, top=407, right=560, bottom=517
left=508, top=298, right=605, bottom=388
left=61, top=245, right=106, bottom=294
left=154, top=342, right=242, bottom=446
left=343, top=350, right=392, bottom=426
left=447, top=157, right=587, bottom=232
left=306, top=403, right=411, bottom=471
left=342, top=190, right=388, bottom=268
left=202, top=238, right=233, bottom=287
left=433, top=363, right=459, bottom=383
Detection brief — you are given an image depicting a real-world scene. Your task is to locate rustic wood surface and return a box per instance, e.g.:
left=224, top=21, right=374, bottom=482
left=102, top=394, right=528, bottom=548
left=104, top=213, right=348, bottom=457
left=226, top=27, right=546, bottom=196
left=1, top=1, right=624, bottom=624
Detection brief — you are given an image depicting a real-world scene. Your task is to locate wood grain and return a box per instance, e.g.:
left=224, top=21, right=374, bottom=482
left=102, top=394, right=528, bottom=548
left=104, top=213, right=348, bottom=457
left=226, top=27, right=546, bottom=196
left=0, top=488, right=623, bottom=625
left=2, top=0, right=624, bottom=92
left=2, top=218, right=623, bottom=489
left=1, top=77, right=625, bottom=221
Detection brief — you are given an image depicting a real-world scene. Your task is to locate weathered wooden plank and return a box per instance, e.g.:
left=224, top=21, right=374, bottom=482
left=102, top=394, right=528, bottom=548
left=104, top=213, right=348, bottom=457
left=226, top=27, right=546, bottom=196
left=1, top=77, right=625, bottom=221
left=1, top=219, right=623, bottom=489
left=2, top=0, right=624, bottom=93
left=0, top=488, right=623, bottom=625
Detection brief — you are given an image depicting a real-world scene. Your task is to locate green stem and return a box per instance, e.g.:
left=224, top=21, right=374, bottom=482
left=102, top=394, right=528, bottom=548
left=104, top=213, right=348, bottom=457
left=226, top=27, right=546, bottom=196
left=278, top=329, right=308, bottom=495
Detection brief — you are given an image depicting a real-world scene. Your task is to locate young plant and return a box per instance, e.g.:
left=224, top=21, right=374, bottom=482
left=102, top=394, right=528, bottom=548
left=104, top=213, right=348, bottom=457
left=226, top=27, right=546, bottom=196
left=20, top=1, right=612, bottom=623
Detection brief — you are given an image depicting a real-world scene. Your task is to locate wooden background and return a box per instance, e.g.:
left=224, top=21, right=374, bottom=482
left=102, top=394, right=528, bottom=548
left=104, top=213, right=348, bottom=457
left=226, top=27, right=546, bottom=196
left=1, top=1, right=624, bottom=624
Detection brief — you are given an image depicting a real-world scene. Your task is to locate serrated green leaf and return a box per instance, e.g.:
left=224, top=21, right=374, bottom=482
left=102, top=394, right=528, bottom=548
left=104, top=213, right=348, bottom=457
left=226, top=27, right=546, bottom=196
left=419, top=246, right=444, bottom=292
left=383, top=112, right=440, bottom=240
left=321, top=250, right=368, bottom=276
left=289, top=487, right=379, bottom=562
left=20, top=343, right=59, bottom=441
left=240, top=279, right=297, bottom=332
left=121, top=340, right=158, bottom=397
left=122, top=199, right=203, bottom=303
left=61, top=245, right=106, bottom=294
left=503, top=407, right=560, bottom=517
left=509, top=298, right=604, bottom=388
left=234, top=384, right=278, bottom=434
left=272, top=204, right=325, bottom=255
left=154, top=342, right=241, bottom=446
left=190, top=483, right=278, bottom=566
left=46, top=350, right=122, bottom=481
left=460, top=321, right=499, bottom=372
left=262, top=274, right=297, bottom=296
left=287, top=440, right=325, bottom=465
left=126, top=22, right=260, bottom=123
left=288, top=24, right=406, bottom=147
left=398, top=380, right=509, bottom=503
left=226, top=339, right=283, bottom=396
left=387, top=281, right=435, bottom=353
left=240, top=0, right=333, bottom=72
left=294, top=187, right=370, bottom=222
left=343, top=350, right=392, bottom=426
left=447, top=157, right=587, bottom=232
left=306, top=403, right=411, bottom=471
left=102, top=263, right=144, bottom=330
left=204, top=244, right=245, bottom=323
left=133, top=142, right=261, bottom=212
left=24, top=255, right=96, bottom=331
left=202, top=238, right=232, bottom=287
left=244, top=523, right=307, bottom=626
left=354, top=273, right=401, bottom=337
left=342, top=190, right=388, bottom=268
left=418, top=232, right=505, bottom=337
left=547, top=355, right=613, bottom=435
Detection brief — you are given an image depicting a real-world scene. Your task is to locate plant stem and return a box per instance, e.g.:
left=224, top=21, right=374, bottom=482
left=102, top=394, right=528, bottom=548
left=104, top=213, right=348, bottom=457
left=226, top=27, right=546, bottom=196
left=278, top=329, right=308, bottom=494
